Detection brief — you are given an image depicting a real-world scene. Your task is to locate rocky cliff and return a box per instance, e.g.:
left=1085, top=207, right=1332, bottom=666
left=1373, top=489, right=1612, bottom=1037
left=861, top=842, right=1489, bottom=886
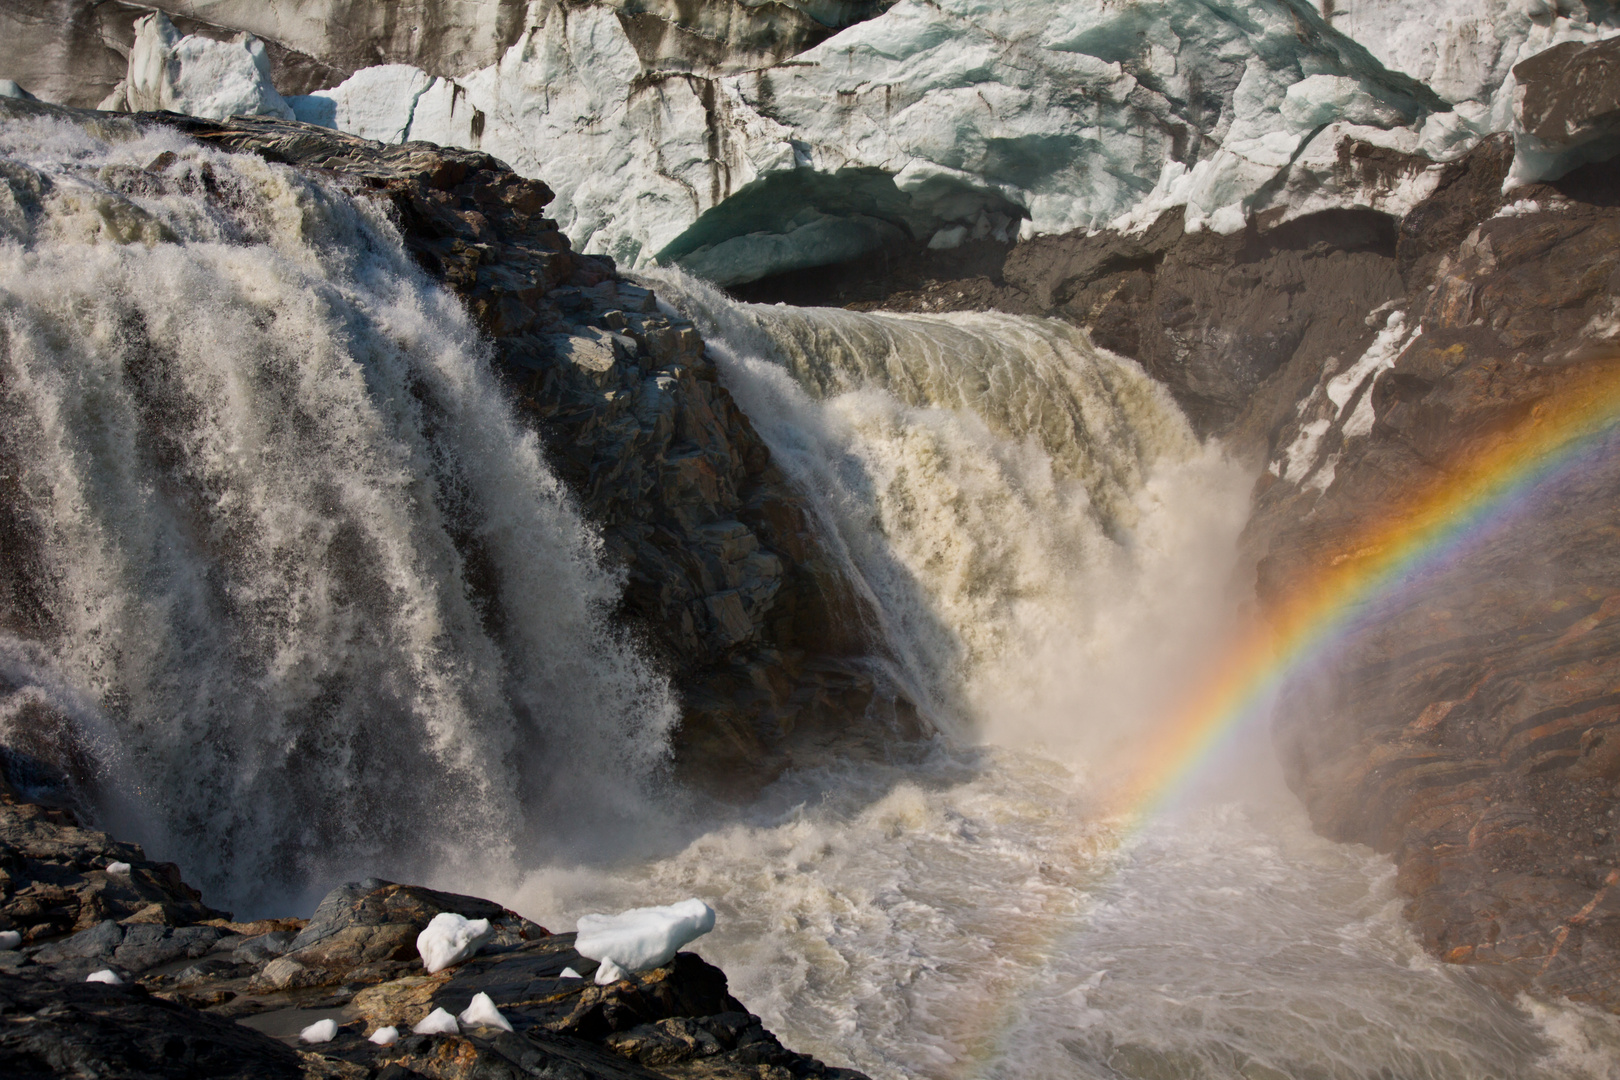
left=0, top=770, right=863, bottom=1080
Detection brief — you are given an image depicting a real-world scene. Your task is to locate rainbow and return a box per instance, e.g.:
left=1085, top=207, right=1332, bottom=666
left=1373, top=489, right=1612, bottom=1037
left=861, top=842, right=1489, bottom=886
left=945, top=358, right=1620, bottom=1080
left=1106, top=358, right=1620, bottom=826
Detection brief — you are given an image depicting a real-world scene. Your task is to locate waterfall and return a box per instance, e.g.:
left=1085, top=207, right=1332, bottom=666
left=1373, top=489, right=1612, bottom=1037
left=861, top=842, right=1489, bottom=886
left=0, top=116, right=676, bottom=912
left=640, top=270, right=1253, bottom=762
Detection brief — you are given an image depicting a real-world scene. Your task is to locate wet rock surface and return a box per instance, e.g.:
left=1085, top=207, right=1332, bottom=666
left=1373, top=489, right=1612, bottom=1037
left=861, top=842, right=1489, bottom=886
left=1246, top=153, right=1620, bottom=1008
left=63, top=100, right=914, bottom=795
left=0, top=785, right=865, bottom=1080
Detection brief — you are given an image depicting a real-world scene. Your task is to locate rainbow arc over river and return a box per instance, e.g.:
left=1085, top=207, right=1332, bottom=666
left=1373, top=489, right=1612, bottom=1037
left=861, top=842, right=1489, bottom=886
left=1107, top=361, right=1620, bottom=826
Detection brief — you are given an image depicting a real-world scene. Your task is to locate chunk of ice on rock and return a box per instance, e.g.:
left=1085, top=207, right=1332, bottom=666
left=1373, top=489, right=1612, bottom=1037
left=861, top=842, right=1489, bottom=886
left=0, top=931, right=21, bottom=950
left=413, top=1007, right=460, bottom=1035
left=458, top=991, right=514, bottom=1032
left=560, top=966, right=582, bottom=980
left=299, top=1019, right=338, bottom=1043
left=416, top=912, right=491, bottom=974
left=369, top=1026, right=400, bottom=1046
left=86, top=969, right=123, bottom=984
left=575, top=898, right=715, bottom=986
left=106, top=861, right=131, bottom=875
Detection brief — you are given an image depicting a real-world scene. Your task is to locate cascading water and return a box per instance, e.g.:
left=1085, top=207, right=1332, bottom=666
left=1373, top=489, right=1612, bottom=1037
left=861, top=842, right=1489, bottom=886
left=0, top=117, right=675, bottom=912
left=2, top=114, right=1616, bottom=1079
left=505, top=272, right=1620, bottom=1079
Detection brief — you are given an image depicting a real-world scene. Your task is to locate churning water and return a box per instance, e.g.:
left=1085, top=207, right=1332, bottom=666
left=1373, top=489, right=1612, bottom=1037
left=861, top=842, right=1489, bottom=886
left=0, top=118, right=674, bottom=909
left=0, top=116, right=1615, bottom=1078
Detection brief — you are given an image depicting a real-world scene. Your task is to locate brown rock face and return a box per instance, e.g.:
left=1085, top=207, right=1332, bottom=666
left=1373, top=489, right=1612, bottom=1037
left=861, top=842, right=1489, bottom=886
left=1249, top=153, right=1620, bottom=1008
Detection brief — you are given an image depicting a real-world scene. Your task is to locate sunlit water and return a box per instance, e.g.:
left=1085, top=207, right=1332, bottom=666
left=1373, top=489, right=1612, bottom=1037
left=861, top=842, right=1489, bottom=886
left=1, top=115, right=1616, bottom=1079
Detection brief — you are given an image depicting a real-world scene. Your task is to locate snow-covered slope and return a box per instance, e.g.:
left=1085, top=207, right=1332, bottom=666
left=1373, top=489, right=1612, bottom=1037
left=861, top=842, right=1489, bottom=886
left=106, top=0, right=1620, bottom=285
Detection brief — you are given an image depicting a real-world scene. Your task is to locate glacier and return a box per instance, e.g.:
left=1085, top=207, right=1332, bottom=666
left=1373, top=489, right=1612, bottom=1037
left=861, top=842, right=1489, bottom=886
left=113, top=1, right=1620, bottom=286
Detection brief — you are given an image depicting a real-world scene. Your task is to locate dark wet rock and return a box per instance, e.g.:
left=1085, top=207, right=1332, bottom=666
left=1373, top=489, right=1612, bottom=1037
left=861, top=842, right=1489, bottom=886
left=257, top=880, right=547, bottom=990
left=0, top=774, right=227, bottom=944
left=0, top=790, right=866, bottom=1080
left=0, top=970, right=303, bottom=1079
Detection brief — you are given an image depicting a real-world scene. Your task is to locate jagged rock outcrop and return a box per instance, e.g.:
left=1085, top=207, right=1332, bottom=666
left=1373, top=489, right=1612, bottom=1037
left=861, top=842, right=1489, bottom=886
left=0, top=781, right=863, bottom=1080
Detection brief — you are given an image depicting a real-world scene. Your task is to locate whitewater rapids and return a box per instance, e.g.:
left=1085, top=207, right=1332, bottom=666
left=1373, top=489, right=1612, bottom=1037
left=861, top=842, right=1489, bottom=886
left=0, top=117, right=1615, bottom=1077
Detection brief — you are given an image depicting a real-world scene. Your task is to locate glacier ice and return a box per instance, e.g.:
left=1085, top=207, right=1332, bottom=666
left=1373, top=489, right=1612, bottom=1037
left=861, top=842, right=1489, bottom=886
left=369, top=1025, right=400, bottom=1046
left=574, top=898, right=716, bottom=984
left=416, top=912, right=492, bottom=974
left=117, top=1, right=1620, bottom=283
left=110, top=12, right=294, bottom=121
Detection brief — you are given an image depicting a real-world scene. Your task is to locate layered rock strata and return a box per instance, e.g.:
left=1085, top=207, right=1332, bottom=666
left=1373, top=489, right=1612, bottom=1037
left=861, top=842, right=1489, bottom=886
left=0, top=777, right=862, bottom=1080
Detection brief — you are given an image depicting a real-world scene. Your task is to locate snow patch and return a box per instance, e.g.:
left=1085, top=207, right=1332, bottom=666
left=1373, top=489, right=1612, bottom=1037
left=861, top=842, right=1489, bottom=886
left=575, top=898, right=716, bottom=984
left=299, top=1019, right=339, bottom=1043
left=417, top=912, right=492, bottom=974
left=413, top=1007, right=460, bottom=1035
left=560, top=966, right=583, bottom=979
left=458, top=991, right=514, bottom=1032
left=369, top=1026, right=400, bottom=1046
left=106, top=861, right=131, bottom=875
left=1326, top=310, right=1417, bottom=417
left=0, top=931, right=21, bottom=950
left=86, top=969, right=124, bottom=984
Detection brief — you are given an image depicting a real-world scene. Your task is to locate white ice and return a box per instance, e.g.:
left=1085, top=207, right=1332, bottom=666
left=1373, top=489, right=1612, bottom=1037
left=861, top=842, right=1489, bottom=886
left=85, top=969, right=123, bottom=985
left=458, top=991, right=514, bottom=1032
left=416, top=912, right=492, bottom=974
left=106, top=861, right=131, bottom=875
left=257, top=0, right=1619, bottom=286
left=299, top=1019, right=339, bottom=1043
left=560, top=966, right=583, bottom=980
left=116, top=12, right=293, bottom=121
left=413, top=1007, right=460, bottom=1036
left=0, top=931, right=21, bottom=950
left=369, top=1026, right=400, bottom=1046
left=574, top=898, right=715, bottom=985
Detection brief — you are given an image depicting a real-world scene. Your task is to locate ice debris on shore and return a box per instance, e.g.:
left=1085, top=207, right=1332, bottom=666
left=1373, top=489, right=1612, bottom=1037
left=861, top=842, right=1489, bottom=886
left=105, top=861, right=130, bottom=876
left=85, top=969, right=123, bottom=984
left=417, top=912, right=492, bottom=974
left=459, top=991, right=514, bottom=1032
left=369, top=1026, right=400, bottom=1046
left=299, top=1019, right=339, bottom=1044
left=0, top=931, right=20, bottom=950
left=413, top=1007, right=460, bottom=1036
left=575, top=899, right=716, bottom=985
left=560, top=966, right=582, bottom=980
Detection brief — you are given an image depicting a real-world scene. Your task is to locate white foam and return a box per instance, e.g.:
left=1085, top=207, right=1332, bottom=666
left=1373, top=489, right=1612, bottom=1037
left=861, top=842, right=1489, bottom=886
left=417, top=913, right=492, bottom=974
left=575, top=899, right=716, bottom=983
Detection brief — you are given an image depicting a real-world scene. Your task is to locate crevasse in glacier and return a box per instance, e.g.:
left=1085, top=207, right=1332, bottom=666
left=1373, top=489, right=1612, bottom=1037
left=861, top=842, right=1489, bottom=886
left=135, top=0, right=1620, bottom=285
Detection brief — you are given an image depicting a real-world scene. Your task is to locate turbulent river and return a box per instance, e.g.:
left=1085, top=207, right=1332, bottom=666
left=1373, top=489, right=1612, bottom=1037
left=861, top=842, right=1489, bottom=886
left=1, top=119, right=1617, bottom=1078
